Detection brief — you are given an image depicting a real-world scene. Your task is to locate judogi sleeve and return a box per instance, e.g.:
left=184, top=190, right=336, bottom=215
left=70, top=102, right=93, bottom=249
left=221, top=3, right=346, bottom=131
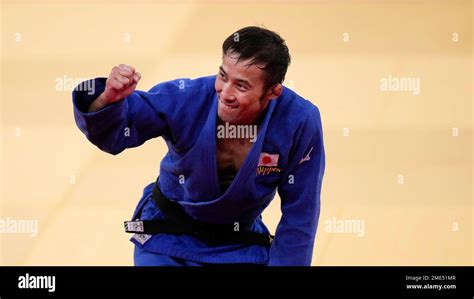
left=268, top=107, right=326, bottom=266
left=72, top=77, right=190, bottom=155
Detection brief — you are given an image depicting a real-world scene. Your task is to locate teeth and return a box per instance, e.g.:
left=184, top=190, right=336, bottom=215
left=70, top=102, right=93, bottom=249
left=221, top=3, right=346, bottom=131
left=220, top=100, right=238, bottom=110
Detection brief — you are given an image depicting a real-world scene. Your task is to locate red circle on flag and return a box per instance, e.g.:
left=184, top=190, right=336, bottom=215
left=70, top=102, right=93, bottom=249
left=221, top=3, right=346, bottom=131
left=262, top=156, right=271, bottom=164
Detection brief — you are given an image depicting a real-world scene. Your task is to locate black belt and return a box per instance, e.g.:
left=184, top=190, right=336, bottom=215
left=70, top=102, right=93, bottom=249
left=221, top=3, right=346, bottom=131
left=124, top=182, right=274, bottom=247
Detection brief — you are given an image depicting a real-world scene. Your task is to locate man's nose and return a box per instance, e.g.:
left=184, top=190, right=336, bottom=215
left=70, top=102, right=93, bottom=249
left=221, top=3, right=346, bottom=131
left=220, top=84, right=236, bottom=102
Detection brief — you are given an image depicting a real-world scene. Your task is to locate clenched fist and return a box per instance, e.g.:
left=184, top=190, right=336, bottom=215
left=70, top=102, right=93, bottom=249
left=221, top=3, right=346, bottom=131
left=88, top=64, right=141, bottom=113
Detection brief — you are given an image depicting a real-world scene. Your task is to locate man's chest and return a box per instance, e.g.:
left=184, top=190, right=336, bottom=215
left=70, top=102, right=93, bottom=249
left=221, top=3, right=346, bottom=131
left=216, top=138, right=253, bottom=173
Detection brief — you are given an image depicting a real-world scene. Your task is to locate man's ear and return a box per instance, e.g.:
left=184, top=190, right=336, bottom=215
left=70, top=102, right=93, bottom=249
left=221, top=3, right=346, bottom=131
left=265, top=84, right=283, bottom=101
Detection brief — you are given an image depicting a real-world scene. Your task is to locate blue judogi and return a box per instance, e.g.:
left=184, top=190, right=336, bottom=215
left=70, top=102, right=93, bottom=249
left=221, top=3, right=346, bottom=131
left=73, top=75, right=325, bottom=266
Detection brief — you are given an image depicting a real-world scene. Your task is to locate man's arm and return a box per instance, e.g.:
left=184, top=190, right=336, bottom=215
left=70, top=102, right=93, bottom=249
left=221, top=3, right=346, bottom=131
left=87, top=64, right=141, bottom=113
left=72, top=64, right=181, bottom=155
left=268, top=107, right=326, bottom=266
left=88, top=92, right=109, bottom=112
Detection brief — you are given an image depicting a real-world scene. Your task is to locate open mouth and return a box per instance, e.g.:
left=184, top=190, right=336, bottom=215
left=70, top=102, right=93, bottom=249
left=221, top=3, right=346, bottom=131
left=219, top=99, right=239, bottom=110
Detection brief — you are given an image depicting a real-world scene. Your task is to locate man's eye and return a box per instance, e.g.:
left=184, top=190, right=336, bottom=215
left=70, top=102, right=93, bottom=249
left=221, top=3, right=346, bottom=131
left=237, top=84, right=247, bottom=91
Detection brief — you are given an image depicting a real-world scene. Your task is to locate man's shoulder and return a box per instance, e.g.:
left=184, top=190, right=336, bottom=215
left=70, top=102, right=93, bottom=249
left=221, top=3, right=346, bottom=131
left=148, top=75, right=216, bottom=95
left=274, top=87, right=322, bottom=129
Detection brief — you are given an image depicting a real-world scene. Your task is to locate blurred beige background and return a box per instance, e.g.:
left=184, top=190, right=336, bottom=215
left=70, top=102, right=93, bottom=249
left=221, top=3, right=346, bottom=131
left=0, top=0, right=472, bottom=265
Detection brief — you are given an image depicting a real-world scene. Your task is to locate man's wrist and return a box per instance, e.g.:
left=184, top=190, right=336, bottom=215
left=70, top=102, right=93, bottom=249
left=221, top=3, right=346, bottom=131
left=88, top=92, right=110, bottom=113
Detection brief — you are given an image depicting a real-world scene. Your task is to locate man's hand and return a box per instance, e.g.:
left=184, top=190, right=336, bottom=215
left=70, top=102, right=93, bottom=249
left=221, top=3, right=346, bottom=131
left=88, top=64, right=141, bottom=112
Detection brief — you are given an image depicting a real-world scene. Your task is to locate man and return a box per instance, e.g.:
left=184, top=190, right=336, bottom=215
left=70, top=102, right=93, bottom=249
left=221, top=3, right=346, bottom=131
left=73, top=26, right=325, bottom=266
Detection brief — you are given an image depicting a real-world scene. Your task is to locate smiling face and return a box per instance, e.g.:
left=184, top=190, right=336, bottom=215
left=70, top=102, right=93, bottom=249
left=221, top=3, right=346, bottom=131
left=215, top=53, right=282, bottom=125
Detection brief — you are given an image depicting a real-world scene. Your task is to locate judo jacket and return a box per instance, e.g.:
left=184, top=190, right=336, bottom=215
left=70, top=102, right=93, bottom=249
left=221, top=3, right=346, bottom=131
left=73, top=75, right=325, bottom=266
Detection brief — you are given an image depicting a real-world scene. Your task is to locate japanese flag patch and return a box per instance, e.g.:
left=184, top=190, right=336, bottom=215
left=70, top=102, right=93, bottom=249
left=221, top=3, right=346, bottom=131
left=258, top=153, right=279, bottom=167
left=257, top=153, right=282, bottom=176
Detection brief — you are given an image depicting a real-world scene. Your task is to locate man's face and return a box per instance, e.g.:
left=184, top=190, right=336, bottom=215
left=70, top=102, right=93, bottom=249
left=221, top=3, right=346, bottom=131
left=215, top=53, right=278, bottom=125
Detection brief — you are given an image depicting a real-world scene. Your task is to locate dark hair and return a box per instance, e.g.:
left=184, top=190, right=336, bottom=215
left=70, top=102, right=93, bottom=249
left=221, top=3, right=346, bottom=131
left=222, top=26, right=291, bottom=91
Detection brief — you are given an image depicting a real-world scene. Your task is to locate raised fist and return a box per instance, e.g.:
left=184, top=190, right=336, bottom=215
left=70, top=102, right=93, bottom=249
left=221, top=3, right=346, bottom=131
left=102, top=64, right=141, bottom=104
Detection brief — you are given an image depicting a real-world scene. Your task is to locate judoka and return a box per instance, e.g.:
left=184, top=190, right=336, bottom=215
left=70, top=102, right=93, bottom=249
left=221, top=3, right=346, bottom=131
left=73, top=26, right=326, bottom=266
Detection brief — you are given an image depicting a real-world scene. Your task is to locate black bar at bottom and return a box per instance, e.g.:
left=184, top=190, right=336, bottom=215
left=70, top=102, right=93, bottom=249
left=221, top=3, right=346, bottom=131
left=0, top=266, right=472, bottom=298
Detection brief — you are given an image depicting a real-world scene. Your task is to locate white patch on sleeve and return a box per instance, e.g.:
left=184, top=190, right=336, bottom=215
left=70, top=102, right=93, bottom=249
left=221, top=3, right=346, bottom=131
left=132, top=233, right=152, bottom=245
